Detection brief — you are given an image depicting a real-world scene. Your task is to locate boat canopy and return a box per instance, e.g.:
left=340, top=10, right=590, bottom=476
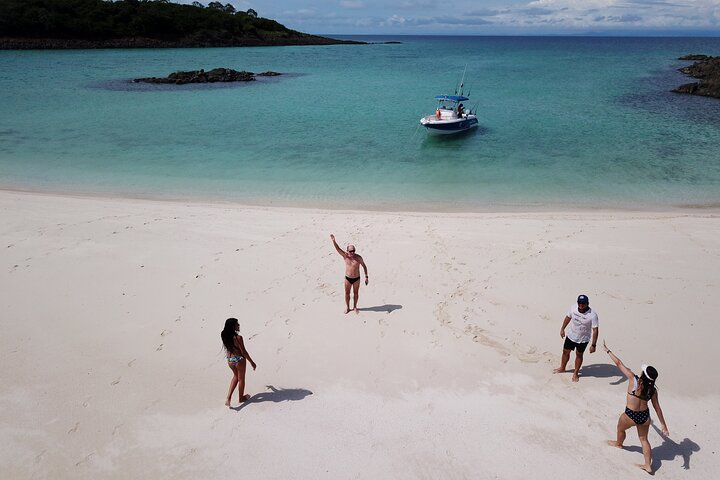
left=434, top=95, right=469, bottom=102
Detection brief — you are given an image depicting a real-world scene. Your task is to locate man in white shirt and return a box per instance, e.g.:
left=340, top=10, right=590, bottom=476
left=553, top=294, right=599, bottom=382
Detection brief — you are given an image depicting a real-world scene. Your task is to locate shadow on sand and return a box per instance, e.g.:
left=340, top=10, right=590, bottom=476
left=358, top=304, right=403, bottom=313
left=232, top=385, right=312, bottom=412
left=580, top=363, right=627, bottom=385
left=623, top=423, right=700, bottom=472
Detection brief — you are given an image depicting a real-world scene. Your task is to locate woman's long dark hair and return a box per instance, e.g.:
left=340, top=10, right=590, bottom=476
left=221, top=318, right=239, bottom=353
left=639, top=366, right=658, bottom=401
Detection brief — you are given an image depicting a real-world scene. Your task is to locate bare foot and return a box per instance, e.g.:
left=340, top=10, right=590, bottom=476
left=637, top=463, right=652, bottom=474
left=344, top=308, right=350, bottom=314
left=225, top=399, right=231, bottom=407
left=354, top=308, right=359, bottom=314
left=553, top=367, right=565, bottom=374
left=606, top=440, right=623, bottom=448
left=571, top=374, right=580, bottom=382
left=240, top=394, right=251, bottom=402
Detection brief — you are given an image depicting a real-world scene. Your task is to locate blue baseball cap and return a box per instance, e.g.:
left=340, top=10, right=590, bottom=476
left=577, top=294, right=589, bottom=304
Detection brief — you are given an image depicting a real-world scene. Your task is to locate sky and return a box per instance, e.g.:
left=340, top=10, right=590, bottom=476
left=179, top=1, right=720, bottom=36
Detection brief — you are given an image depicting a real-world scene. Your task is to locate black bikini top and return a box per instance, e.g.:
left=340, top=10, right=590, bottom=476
left=627, top=375, right=644, bottom=399
left=628, top=375, right=655, bottom=401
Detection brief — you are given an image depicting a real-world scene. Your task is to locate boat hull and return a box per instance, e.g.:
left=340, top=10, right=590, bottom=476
left=420, top=115, right=479, bottom=135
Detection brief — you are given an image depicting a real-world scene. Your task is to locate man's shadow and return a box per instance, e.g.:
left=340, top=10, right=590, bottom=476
left=580, top=363, right=627, bottom=385
left=623, top=423, right=700, bottom=472
left=357, top=304, right=402, bottom=313
left=232, top=385, right=313, bottom=412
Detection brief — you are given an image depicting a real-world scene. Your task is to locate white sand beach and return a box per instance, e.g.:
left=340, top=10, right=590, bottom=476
left=1, top=189, right=718, bottom=479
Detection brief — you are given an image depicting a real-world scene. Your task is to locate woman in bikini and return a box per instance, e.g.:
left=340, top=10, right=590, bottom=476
left=221, top=318, right=257, bottom=407
left=603, top=340, right=669, bottom=474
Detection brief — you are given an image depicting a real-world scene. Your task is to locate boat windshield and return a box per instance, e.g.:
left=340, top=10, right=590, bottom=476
left=437, top=100, right=458, bottom=109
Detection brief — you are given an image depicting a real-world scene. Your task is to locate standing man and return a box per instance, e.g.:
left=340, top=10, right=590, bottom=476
left=553, top=294, right=599, bottom=382
left=330, top=234, right=368, bottom=314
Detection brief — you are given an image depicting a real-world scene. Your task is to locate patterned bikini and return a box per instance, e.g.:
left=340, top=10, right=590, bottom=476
left=227, top=353, right=244, bottom=366
left=625, top=375, right=650, bottom=425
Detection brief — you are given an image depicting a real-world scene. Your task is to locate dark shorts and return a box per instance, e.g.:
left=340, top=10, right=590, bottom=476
left=563, top=337, right=589, bottom=353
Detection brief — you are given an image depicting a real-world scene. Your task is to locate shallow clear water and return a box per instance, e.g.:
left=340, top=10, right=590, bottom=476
left=1, top=36, right=719, bottom=210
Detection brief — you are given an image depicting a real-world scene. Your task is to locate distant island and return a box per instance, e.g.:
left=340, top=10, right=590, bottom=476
left=0, top=0, right=363, bottom=49
left=673, top=54, right=720, bottom=99
left=133, top=68, right=280, bottom=84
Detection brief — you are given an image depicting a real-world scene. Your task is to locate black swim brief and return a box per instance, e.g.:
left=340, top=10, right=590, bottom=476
left=345, top=276, right=361, bottom=284
left=563, top=337, right=589, bottom=353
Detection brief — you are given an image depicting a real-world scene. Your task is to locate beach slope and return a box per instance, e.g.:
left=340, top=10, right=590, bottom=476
left=0, top=191, right=718, bottom=478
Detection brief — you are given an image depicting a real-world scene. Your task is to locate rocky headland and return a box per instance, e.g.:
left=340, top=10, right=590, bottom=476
left=673, top=54, right=720, bottom=99
left=133, top=68, right=281, bottom=85
left=0, top=35, right=362, bottom=50
left=0, top=0, right=363, bottom=50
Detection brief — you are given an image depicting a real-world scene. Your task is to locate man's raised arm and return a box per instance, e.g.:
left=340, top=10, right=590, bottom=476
left=330, top=234, right=346, bottom=257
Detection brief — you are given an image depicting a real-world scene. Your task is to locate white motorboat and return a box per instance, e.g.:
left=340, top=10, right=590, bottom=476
left=420, top=94, right=478, bottom=135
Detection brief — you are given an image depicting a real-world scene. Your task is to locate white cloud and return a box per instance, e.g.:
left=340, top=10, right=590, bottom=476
left=384, top=14, right=407, bottom=26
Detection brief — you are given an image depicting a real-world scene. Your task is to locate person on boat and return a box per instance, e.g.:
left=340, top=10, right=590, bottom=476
left=330, top=234, right=369, bottom=314
left=604, top=340, right=669, bottom=474
left=221, top=317, right=257, bottom=407
left=553, top=294, right=598, bottom=382
left=457, top=103, right=464, bottom=117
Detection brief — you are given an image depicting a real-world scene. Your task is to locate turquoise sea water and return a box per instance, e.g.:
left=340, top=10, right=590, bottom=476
left=1, top=36, right=719, bottom=210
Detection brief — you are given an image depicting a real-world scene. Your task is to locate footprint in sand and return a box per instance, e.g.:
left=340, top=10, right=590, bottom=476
left=127, top=359, right=136, bottom=367
left=156, top=344, right=164, bottom=351
left=111, top=378, right=120, bottom=386
left=160, top=329, right=171, bottom=337
left=33, top=449, right=46, bottom=464
left=67, top=422, right=79, bottom=434
left=75, top=453, right=95, bottom=467
left=181, top=448, right=197, bottom=459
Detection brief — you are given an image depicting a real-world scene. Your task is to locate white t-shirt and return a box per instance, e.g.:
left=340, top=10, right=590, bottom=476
left=566, top=305, right=599, bottom=344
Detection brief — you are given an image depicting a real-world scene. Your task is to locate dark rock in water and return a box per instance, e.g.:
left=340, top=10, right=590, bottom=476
left=257, top=71, right=282, bottom=77
left=673, top=55, right=720, bottom=99
left=134, top=68, right=266, bottom=84
left=678, top=54, right=713, bottom=61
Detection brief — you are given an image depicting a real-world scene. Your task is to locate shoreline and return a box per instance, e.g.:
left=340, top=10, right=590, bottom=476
left=2, top=185, right=719, bottom=215
left=0, top=36, right=363, bottom=50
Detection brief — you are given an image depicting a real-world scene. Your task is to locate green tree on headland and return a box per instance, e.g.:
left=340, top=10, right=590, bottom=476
left=0, top=0, right=358, bottom=48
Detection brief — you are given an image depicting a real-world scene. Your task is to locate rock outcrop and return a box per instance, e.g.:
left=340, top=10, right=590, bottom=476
left=673, top=54, right=720, bottom=99
left=133, top=68, right=281, bottom=85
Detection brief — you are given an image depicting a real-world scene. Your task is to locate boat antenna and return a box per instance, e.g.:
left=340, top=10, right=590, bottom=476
left=459, top=64, right=467, bottom=96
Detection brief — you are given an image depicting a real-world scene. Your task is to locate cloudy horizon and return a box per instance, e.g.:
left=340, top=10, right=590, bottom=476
left=172, top=0, right=719, bottom=36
